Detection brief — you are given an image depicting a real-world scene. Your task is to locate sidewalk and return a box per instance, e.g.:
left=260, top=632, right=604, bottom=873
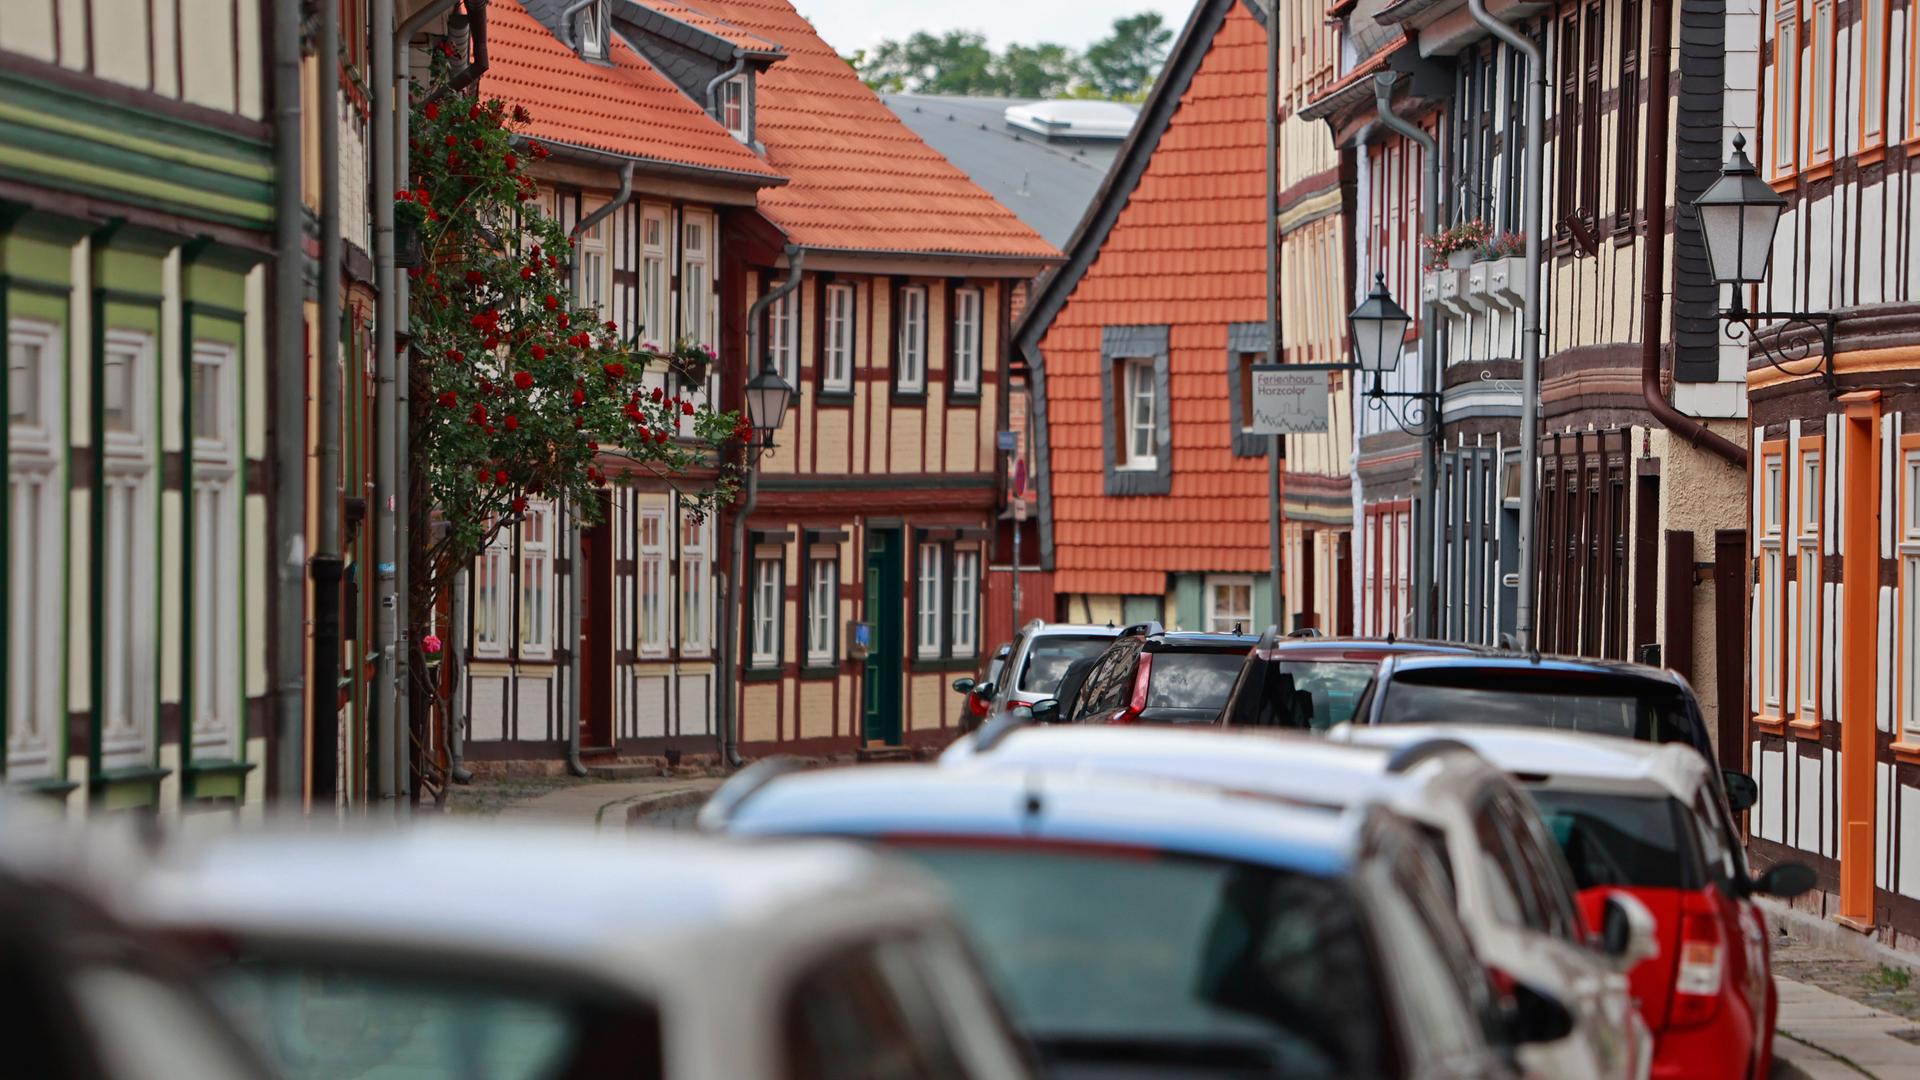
left=458, top=775, right=724, bottom=831
left=1768, top=903, right=1920, bottom=1078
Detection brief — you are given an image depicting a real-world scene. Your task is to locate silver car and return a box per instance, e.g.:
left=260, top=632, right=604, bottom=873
left=986, top=619, right=1124, bottom=717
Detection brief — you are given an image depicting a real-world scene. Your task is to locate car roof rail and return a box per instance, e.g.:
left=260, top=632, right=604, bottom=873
left=1287, top=626, right=1323, bottom=638
left=1384, top=737, right=1479, bottom=775
left=1117, top=619, right=1164, bottom=638
left=695, top=756, right=809, bottom=831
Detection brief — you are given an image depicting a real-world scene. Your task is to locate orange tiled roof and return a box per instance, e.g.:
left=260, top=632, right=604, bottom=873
left=1035, top=0, right=1280, bottom=598
left=486, top=0, right=782, bottom=182
left=663, top=0, right=1059, bottom=260
left=629, top=0, right=783, bottom=56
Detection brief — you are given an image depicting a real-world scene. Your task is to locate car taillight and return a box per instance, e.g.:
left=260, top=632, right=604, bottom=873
left=1668, top=899, right=1725, bottom=1029
left=1110, top=654, right=1153, bottom=724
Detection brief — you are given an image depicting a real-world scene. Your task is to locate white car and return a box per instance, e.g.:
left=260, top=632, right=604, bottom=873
left=125, top=823, right=1034, bottom=1080
left=985, top=619, right=1125, bottom=717
left=945, top=723, right=1657, bottom=1080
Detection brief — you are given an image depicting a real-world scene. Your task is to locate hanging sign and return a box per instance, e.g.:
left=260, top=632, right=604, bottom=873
left=1249, top=365, right=1330, bottom=434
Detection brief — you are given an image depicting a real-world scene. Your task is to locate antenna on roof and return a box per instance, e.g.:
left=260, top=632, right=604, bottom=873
left=1232, top=622, right=1243, bottom=635
left=1017, top=168, right=1031, bottom=196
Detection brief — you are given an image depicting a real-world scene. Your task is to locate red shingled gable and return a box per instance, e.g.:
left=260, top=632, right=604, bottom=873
left=1039, top=1, right=1277, bottom=598
left=485, top=0, right=781, bottom=181
left=671, top=0, right=1059, bottom=259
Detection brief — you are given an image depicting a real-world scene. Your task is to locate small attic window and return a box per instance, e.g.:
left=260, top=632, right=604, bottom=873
left=576, top=1, right=608, bottom=61
left=720, top=74, right=749, bottom=141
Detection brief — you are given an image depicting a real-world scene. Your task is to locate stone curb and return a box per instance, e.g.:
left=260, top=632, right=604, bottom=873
left=623, top=787, right=714, bottom=827
left=1760, top=898, right=1920, bottom=976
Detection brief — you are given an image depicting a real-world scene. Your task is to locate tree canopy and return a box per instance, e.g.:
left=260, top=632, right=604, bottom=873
left=849, top=12, right=1172, bottom=101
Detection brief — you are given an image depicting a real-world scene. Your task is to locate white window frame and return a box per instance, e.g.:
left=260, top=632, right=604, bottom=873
left=916, top=542, right=944, bottom=659
left=189, top=340, right=240, bottom=758
left=579, top=212, right=608, bottom=318
left=1904, top=451, right=1920, bottom=739
left=750, top=555, right=782, bottom=668
left=7, top=318, right=63, bottom=779
left=721, top=75, right=749, bottom=140
left=1760, top=453, right=1785, bottom=713
left=640, top=208, right=669, bottom=347
left=100, top=328, right=157, bottom=770
left=952, top=287, right=982, bottom=394
left=681, top=512, right=711, bottom=655
left=638, top=507, right=668, bottom=657
left=806, top=556, right=837, bottom=665
left=518, top=500, right=555, bottom=659
left=474, top=525, right=512, bottom=659
left=1796, top=448, right=1822, bottom=719
left=767, top=281, right=798, bottom=387
left=576, top=0, right=608, bottom=60
left=824, top=282, right=855, bottom=392
left=681, top=215, right=712, bottom=351
left=1121, top=357, right=1157, bottom=470
left=896, top=285, right=927, bottom=393
left=1205, top=574, right=1254, bottom=634
left=951, top=548, right=979, bottom=657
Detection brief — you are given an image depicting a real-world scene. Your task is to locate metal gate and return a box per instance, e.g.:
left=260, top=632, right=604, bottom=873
left=1535, top=429, right=1632, bottom=659
left=1437, top=439, right=1504, bottom=645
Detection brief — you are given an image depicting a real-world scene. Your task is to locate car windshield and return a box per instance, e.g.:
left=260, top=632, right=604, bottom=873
left=1377, top=672, right=1692, bottom=743
left=1527, top=789, right=1701, bottom=891
left=206, top=962, right=663, bottom=1080
left=1017, top=637, right=1113, bottom=694
left=893, top=844, right=1387, bottom=1076
left=1273, top=660, right=1376, bottom=729
left=1146, top=652, right=1247, bottom=714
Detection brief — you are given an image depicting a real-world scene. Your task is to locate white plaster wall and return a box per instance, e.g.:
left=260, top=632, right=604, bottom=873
left=0, top=0, right=59, bottom=61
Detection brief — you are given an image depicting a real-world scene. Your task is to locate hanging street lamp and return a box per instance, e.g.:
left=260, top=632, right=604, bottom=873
left=743, top=357, right=794, bottom=452
left=1347, top=272, right=1440, bottom=437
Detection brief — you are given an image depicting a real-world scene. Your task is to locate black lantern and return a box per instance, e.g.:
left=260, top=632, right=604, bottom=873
left=743, top=358, right=793, bottom=450
left=1695, top=133, right=1786, bottom=287
left=1348, top=272, right=1412, bottom=375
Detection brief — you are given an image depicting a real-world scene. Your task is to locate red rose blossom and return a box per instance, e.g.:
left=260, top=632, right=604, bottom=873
left=513, top=370, right=534, bottom=390
left=512, top=497, right=528, bottom=513
left=495, top=469, right=509, bottom=485
left=424, top=102, right=439, bottom=120
left=543, top=295, right=558, bottom=310
left=530, top=344, right=546, bottom=360
left=438, top=391, right=457, bottom=408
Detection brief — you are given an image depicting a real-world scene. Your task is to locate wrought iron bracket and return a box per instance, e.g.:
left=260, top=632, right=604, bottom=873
left=1364, top=376, right=1443, bottom=438
left=1721, top=306, right=1839, bottom=397
left=1477, top=369, right=1524, bottom=400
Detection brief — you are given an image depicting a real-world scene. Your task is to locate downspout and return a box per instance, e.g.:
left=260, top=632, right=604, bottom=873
left=420, top=0, right=490, bottom=110
left=448, top=570, right=473, bottom=783
left=1641, top=0, right=1747, bottom=469
left=270, top=0, right=306, bottom=809
left=1373, top=73, right=1441, bottom=639
left=705, top=55, right=748, bottom=121
left=311, top=0, right=345, bottom=806
left=1467, top=0, right=1545, bottom=649
left=1265, top=0, right=1284, bottom=631
left=720, top=246, right=805, bottom=768
left=371, top=0, right=396, bottom=808
left=564, top=161, right=635, bottom=779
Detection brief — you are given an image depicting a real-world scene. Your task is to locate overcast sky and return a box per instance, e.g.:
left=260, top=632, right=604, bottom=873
left=797, top=1, right=1196, bottom=55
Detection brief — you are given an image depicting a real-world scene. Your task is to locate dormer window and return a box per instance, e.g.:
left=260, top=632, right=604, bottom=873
left=576, top=1, right=608, bottom=61
left=720, top=75, right=749, bottom=141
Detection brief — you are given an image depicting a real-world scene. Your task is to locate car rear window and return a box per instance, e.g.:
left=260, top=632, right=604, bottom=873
left=1017, top=637, right=1113, bottom=693
left=1273, top=661, right=1376, bottom=729
left=891, top=844, right=1388, bottom=1077
left=1525, top=789, right=1702, bottom=891
left=1377, top=673, right=1692, bottom=744
left=1145, top=651, right=1247, bottom=712
left=207, top=963, right=664, bottom=1080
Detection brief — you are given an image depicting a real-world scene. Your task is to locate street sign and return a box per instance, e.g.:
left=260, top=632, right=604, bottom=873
left=997, top=430, right=1017, bottom=451
left=1249, top=365, right=1330, bottom=434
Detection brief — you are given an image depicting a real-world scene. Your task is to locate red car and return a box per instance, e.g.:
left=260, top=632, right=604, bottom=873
left=1392, top=725, right=1816, bottom=1080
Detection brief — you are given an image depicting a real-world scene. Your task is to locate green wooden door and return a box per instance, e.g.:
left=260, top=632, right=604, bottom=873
left=863, top=527, right=904, bottom=745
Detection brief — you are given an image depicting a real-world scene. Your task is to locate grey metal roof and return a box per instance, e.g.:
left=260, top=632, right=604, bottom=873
left=881, top=94, right=1137, bottom=251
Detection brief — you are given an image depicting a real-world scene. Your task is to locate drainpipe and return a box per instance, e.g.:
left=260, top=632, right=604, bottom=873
left=1265, top=0, right=1285, bottom=632
left=1468, top=0, right=1544, bottom=649
left=371, top=0, right=399, bottom=808
left=719, top=246, right=805, bottom=767
left=1641, top=0, right=1747, bottom=470
left=420, top=0, right=490, bottom=110
left=705, top=55, right=748, bottom=121
left=269, top=0, right=307, bottom=810
left=311, top=0, right=345, bottom=807
left=1373, top=73, right=1441, bottom=639
left=564, top=161, right=635, bottom=779
left=447, top=569, right=473, bottom=783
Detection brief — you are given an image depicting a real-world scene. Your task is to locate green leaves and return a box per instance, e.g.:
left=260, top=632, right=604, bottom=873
left=849, top=11, right=1170, bottom=101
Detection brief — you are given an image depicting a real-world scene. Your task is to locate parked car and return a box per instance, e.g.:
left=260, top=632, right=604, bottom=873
left=1217, top=630, right=1487, bottom=729
left=1043, top=623, right=1257, bottom=725
left=984, top=620, right=1124, bottom=718
left=1341, top=724, right=1816, bottom=1080
left=706, top=761, right=1556, bottom=1079
left=1347, top=653, right=1717, bottom=761
left=0, top=800, right=274, bottom=1080
left=952, top=641, right=1012, bottom=731
left=944, top=723, right=1656, bottom=1080
left=128, top=823, right=1034, bottom=1080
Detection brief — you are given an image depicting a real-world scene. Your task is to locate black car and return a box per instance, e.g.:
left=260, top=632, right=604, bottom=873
left=1350, top=652, right=1718, bottom=761
left=1043, top=623, right=1258, bottom=726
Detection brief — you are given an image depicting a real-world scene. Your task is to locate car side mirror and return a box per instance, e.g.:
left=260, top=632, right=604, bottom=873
left=974, top=682, right=995, bottom=701
left=1721, top=770, right=1759, bottom=814
left=1504, top=979, right=1575, bottom=1046
left=1599, top=891, right=1660, bottom=972
left=1751, top=861, right=1817, bottom=899
left=951, top=678, right=975, bottom=695
left=1029, top=698, right=1061, bottom=724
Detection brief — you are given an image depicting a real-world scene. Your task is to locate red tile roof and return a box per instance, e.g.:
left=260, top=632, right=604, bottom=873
left=630, top=0, right=783, bottom=56
left=1034, top=1, right=1282, bottom=598
left=485, top=0, right=782, bottom=182
left=667, top=0, right=1059, bottom=260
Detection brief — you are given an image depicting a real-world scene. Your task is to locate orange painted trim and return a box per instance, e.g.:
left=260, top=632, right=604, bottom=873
left=1761, top=441, right=1791, bottom=718
left=1859, top=146, right=1889, bottom=168
left=1859, top=0, right=1891, bottom=154
left=1891, top=741, right=1920, bottom=764
left=1804, top=162, right=1836, bottom=182
left=1769, top=175, right=1799, bottom=195
left=1795, top=435, right=1826, bottom=725
left=1839, top=401, right=1881, bottom=926
left=1788, top=718, right=1822, bottom=738
left=1754, top=715, right=1789, bottom=734
left=1807, top=0, right=1839, bottom=170
left=1769, top=0, right=1801, bottom=180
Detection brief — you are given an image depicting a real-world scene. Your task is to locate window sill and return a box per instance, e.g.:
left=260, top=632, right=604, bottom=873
left=1769, top=174, right=1798, bottom=195
left=910, top=656, right=979, bottom=674
left=1803, top=162, right=1835, bottom=183
left=890, top=386, right=928, bottom=406
left=743, top=665, right=785, bottom=683
left=1859, top=145, right=1888, bottom=168
left=1890, top=740, right=1920, bottom=764
left=1752, top=713, right=1787, bottom=735
left=948, top=388, right=982, bottom=403
left=1116, top=461, right=1160, bottom=473
left=815, top=389, right=855, bottom=406
left=800, top=663, right=840, bottom=679
left=1788, top=718, right=1822, bottom=739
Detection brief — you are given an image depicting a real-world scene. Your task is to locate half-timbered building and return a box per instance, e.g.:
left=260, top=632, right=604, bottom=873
left=2, top=0, right=275, bottom=813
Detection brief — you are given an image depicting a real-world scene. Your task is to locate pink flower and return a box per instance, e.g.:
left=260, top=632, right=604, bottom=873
left=422, top=634, right=443, bottom=655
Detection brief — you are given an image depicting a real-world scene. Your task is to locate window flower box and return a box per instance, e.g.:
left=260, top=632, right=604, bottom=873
left=1436, top=266, right=1474, bottom=317
left=1421, top=269, right=1442, bottom=310
left=1467, top=260, right=1497, bottom=312
left=1484, top=256, right=1527, bottom=309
